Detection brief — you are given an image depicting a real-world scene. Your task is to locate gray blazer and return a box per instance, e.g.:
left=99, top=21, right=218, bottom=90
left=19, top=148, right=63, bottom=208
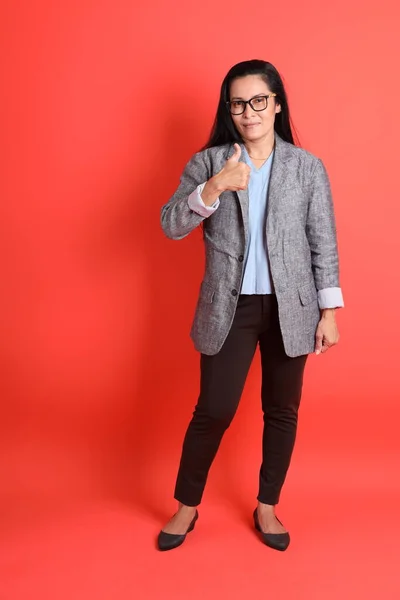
left=161, top=134, right=341, bottom=357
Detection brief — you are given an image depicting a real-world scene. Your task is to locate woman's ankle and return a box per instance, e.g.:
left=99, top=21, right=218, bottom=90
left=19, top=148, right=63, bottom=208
left=178, top=502, right=198, bottom=512
left=257, top=501, right=275, bottom=514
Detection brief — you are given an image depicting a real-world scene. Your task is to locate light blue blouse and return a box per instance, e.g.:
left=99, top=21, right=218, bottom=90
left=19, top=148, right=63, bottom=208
left=240, top=147, right=274, bottom=295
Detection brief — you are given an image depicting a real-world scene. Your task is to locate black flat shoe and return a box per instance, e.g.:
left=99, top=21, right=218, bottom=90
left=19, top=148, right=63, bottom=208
left=253, top=508, right=290, bottom=551
left=157, top=510, right=199, bottom=551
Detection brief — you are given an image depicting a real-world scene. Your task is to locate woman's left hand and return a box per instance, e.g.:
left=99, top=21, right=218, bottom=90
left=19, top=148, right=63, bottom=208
left=315, top=309, right=340, bottom=355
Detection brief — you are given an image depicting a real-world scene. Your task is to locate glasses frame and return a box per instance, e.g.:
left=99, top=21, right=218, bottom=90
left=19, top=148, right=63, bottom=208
left=226, top=93, right=277, bottom=115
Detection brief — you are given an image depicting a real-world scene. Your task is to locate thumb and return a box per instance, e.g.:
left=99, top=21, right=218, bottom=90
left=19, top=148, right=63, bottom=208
left=228, top=143, right=241, bottom=163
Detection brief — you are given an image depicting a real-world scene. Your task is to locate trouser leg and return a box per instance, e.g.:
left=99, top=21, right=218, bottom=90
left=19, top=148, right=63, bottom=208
left=257, top=296, right=308, bottom=505
left=174, top=296, right=261, bottom=506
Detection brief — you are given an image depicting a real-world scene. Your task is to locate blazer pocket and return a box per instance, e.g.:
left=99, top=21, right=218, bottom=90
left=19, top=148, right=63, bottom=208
left=298, top=282, right=317, bottom=306
left=199, top=281, right=215, bottom=303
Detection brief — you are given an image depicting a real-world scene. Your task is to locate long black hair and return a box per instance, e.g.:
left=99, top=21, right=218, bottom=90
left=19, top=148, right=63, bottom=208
left=202, top=59, right=299, bottom=149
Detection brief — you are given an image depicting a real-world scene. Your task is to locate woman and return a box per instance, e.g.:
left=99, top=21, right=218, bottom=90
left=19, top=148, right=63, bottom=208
left=158, top=59, right=344, bottom=552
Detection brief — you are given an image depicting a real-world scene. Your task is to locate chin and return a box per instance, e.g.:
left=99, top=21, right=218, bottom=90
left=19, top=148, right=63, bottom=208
left=242, top=132, right=264, bottom=142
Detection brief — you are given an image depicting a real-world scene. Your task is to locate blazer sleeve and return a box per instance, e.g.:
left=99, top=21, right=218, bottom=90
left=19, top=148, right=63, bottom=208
left=161, top=150, right=212, bottom=240
left=306, top=159, right=343, bottom=296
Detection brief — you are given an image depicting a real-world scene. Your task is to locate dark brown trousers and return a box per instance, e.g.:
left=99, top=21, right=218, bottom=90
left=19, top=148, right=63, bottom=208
left=174, top=294, right=308, bottom=507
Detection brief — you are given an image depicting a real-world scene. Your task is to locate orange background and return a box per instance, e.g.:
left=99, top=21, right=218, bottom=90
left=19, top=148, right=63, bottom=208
left=1, top=1, right=400, bottom=598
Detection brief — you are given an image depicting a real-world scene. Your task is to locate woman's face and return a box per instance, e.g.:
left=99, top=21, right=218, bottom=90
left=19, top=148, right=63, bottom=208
left=229, top=75, right=281, bottom=143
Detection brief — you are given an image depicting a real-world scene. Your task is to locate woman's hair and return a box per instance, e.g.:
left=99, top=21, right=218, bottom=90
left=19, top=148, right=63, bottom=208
left=202, top=59, right=299, bottom=149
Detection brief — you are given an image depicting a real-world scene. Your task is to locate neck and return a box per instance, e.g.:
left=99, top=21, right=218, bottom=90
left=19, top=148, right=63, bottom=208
left=244, top=131, right=275, bottom=159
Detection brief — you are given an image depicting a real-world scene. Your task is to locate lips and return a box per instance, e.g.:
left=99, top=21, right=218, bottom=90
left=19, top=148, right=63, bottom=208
left=243, top=123, right=260, bottom=128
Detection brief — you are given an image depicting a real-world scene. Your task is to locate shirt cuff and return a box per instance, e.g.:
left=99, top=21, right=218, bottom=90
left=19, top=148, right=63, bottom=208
left=188, top=182, right=220, bottom=217
left=318, top=287, right=344, bottom=309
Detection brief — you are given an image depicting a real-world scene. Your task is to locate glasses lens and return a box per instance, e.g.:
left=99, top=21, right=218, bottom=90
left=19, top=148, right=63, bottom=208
left=250, top=96, right=268, bottom=111
left=229, top=101, right=245, bottom=115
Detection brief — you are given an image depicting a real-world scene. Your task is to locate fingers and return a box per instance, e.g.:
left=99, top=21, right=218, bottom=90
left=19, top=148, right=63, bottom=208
left=226, top=169, right=250, bottom=191
left=237, top=165, right=251, bottom=190
left=316, top=338, right=339, bottom=355
left=227, top=143, right=242, bottom=163
left=315, top=333, right=323, bottom=355
left=242, top=169, right=251, bottom=189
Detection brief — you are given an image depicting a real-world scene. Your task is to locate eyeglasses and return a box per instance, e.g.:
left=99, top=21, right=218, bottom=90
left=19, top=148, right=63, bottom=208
left=226, top=93, right=277, bottom=115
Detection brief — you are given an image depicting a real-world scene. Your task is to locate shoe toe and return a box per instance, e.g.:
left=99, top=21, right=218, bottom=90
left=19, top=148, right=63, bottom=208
left=263, top=532, right=290, bottom=551
left=157, top=531, right=185, bottom=551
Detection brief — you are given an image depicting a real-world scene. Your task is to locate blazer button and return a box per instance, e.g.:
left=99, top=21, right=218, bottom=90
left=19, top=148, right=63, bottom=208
left=238, top=255, right=244, bottom=262
left=231, top=289, right=238, bottom=296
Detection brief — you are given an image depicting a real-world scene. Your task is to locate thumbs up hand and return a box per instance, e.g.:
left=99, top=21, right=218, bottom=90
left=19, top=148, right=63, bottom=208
left=214, top=143, right=251, bottom=192
left=198, top=143, right=251, bottom=207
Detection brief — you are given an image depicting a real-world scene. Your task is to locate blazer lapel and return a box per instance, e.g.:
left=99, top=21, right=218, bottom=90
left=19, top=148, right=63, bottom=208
left=267, top=134, right=295, bottom=226
left=236, top=189, right=249, bottom=241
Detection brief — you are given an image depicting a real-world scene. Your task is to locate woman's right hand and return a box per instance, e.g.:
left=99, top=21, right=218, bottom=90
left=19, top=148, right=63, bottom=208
left=213, top=143, right=251, bottom=192
left=201, top=144, right=251, bottom=206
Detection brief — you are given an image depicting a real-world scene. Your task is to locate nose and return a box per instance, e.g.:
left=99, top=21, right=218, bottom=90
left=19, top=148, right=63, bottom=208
left=243, top=102, right=255, bottom=118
